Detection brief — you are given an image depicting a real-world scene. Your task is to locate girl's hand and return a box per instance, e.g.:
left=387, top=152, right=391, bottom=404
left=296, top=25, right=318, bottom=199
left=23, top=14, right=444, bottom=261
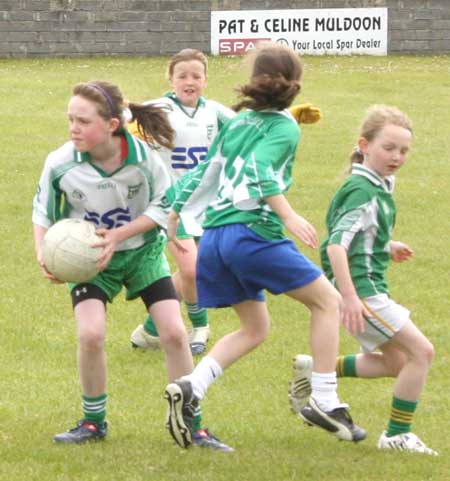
left=284, top=213, right=318, bottom=249
left=93, top=228, right=120, bottom=271
left=341, top=293, right=370, bottom=336
left=36, top=250, right=63, bottom=283
left=390, top=240, right=413, bottom=262
left=167, top=211, right=187, bottom=253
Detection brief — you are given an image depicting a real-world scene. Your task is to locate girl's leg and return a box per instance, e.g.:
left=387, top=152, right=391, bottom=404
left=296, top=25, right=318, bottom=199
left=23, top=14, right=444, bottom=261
left=135, top=239, right=209, bottom=354
left=207, top=299, right=270, bottom=369
left=338, top=347, right=406, bottom=379
left=286, top=275, right=341, bottom=373
left=171, top=299, right=270, bottom=402
left=375, top=321, right=436, bottom=453
left=168, top=239, right=198, bottom=304
left=286, top=275, right=366, bottom=441
left=385, top=321, right=434, bottom=400
left=378, top=321, right=434, bottom=442
left=169, top=240, right=210, bottom=355
left=151, top=298, right=194, bottom=381
left=75, top=298, right=107, bottom=396
left=54, top=297, right=108, bottom=443
left=164, top=299, right=269, bottom=451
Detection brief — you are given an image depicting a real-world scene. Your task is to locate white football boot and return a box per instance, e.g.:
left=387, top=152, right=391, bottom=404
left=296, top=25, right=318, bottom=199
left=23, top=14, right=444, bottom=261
left=130, top=324, right=161, bottom=350
left=377, top=431, right=438, bottom=455
left=188, top=325, right=210, bottom=355
left=288, top=354, right=313, bottom=413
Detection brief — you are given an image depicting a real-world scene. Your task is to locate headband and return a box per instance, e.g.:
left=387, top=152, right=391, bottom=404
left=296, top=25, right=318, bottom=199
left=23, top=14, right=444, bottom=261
left=88, top=82, right=118, bottom=118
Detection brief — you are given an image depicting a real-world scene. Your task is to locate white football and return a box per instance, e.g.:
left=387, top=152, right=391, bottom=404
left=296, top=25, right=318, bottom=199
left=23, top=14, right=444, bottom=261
left=42, top=218, right=102, bottom=283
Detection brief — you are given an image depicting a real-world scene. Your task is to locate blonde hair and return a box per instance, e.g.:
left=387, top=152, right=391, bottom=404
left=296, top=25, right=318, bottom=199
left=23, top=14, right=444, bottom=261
left=167, top=48, right=208, bottom=79
left=350, top=105, right=413, bottom=164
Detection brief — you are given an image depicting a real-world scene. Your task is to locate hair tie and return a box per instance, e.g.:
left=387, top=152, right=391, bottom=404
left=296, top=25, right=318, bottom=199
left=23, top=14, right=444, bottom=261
left=353, top=145, right=363, bottom=155
left=88, top=82, right=117, bottom=118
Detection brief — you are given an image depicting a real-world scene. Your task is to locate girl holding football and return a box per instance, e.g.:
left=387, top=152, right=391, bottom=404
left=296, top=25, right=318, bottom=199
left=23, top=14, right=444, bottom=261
left=32, top=80, right=194, bottom=444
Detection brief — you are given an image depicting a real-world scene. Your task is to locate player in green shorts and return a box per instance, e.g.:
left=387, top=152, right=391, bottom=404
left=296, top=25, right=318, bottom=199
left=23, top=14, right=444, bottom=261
left=32, top=80, right=194, bottom=444
left=289, top=105, right=437, bottom=455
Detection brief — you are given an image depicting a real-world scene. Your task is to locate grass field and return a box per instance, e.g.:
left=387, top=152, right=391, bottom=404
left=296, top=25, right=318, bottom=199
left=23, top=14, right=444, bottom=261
left=1, top=54, right=449, bottom=481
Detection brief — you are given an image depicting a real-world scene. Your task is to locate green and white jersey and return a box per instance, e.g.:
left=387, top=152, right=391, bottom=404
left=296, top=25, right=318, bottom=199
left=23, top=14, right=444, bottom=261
left=172, top=109, right=300, bottom=240
left=320, top=163, right=396, bottom=297
left=32, top=129, right=171, bottom=251
left=144, top=93, right=235, bottom=183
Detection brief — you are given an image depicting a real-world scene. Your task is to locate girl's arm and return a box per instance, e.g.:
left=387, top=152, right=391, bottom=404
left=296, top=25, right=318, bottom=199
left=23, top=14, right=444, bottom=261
left=93, top=215, right=158, bottom=271
left=263, top=194, right=317, bottom=248
left=390, top=240, right=413, bottom=262
left=326, top=243, right=369, bottom=335
left=33, top=223, right=61, bottom=282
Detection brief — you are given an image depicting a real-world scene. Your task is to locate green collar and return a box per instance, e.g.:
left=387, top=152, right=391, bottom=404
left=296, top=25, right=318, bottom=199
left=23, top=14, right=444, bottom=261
left=164, top=92, right=205, bottom=118
left=352, top=164, right=394, bottom=192
left=73, top=129, right=143, bottom=176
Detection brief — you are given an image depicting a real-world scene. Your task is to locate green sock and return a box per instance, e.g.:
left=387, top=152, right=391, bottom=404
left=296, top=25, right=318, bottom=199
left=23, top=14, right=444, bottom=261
left=186, top=302, right=208, bottom=329
left=193, top=405, right=202, bottom=432
left=386, top=396, right=417, bottom=437
left=82, top=393, right=107, bottom=426
left=336, top=354, right=358, bottom=377
left=143, top=314, right=159, bottom=337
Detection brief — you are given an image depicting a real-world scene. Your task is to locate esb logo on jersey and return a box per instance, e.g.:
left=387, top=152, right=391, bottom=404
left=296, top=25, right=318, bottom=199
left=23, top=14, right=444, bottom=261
left=219, top=38, right=270, bottom=55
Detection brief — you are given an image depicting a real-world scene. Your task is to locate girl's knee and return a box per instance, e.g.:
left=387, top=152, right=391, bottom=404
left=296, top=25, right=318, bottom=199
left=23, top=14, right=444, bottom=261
left=78, top=328, right=104, bottom=351
left=420, top=339, right=435, bottom=366
left=159, top=321, right=188, bottom=349
left=179, top=264, right=196, bottom=286
left=312, top=284, right=341, bottom=315
left=243, top=324, right=269, bottom=347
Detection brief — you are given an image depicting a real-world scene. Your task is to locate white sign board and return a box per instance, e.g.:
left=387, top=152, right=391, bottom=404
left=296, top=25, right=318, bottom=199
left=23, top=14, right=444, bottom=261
left=211, top=8, right=388, bottom=56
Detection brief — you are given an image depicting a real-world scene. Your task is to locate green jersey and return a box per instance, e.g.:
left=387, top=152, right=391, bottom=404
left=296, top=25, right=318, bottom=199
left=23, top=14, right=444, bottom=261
left=172, top=109, right=300, bottom=240
left=320, top=164, right=396, bottom=297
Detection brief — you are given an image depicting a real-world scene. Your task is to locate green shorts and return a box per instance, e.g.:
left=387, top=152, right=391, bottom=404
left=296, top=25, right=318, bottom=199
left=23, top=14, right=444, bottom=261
left=69, top=235, right=170, bottom=302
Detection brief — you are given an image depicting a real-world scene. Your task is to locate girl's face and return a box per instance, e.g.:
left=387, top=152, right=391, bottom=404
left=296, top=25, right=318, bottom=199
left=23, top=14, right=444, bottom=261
left=67, top=95, right=117, bottom=152
left=170, top=59, right=207, bottom=108
left=359, top=124, right=412, bottom=177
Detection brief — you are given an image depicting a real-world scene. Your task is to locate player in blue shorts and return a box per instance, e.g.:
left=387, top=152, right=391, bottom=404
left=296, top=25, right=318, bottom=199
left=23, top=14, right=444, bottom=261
left=289, top=105, right=436, bottom=455
left=163, top=42, right=366, bottom=450
left=32, top=81, right=194, bottom=444
left=127, top=49, right=322, bottom=356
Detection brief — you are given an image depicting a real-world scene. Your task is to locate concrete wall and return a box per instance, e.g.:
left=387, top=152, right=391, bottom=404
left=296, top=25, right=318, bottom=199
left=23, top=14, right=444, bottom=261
left=1, top=0, right=449, bottom=57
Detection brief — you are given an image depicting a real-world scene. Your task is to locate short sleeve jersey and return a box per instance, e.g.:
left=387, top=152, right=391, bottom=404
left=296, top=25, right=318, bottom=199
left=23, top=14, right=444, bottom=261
left=320, top=163, right=397, bottom=297
left=32, top=129, right=171, bottom=251
left=145, top=93, right=235, bottom=183
left=172, top=109, right=301, bottom=240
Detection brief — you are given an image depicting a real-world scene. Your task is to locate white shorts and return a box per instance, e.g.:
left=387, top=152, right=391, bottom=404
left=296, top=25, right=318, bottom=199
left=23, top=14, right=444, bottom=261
left=356, top=293, right=410, bottom=352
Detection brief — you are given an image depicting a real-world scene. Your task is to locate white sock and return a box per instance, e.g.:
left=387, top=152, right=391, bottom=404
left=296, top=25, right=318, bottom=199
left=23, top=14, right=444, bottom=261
left=311, top=371, right=341, bottom=412
left=183, top=356, right=223, bottom=400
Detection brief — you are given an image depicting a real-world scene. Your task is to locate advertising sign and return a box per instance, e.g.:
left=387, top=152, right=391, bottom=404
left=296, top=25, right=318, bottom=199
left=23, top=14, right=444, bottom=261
left=211, top=8, right=388, bottom=56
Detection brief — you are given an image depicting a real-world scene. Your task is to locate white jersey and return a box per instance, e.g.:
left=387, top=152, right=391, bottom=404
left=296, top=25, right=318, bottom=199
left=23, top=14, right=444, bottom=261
left=32, top=130, right=171, bottom=251
left=145, top=93, right=235, bottom=183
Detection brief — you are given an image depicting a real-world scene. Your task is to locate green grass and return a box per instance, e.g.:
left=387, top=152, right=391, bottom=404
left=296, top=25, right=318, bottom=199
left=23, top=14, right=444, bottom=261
left=1, top=54, right=449, bottom=480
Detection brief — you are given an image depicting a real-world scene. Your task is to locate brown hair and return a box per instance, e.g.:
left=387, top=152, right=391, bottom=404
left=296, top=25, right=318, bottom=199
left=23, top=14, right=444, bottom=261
left=232, top=42, right=302, bottom=112
left=72, top=81, right=174, bottom=149
left=350, top=105, right=413, bottom=165
left=167, top=48, right=208, bottom=79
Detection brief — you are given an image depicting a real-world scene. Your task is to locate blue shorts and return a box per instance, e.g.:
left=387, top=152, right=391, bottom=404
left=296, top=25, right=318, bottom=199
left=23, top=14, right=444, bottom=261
left=196, top=224, right=322, bottom=308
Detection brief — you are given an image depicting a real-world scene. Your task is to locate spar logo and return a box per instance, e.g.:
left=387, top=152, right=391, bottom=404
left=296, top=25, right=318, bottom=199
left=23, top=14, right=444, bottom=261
left=219, top=38, right=270, bottom=55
